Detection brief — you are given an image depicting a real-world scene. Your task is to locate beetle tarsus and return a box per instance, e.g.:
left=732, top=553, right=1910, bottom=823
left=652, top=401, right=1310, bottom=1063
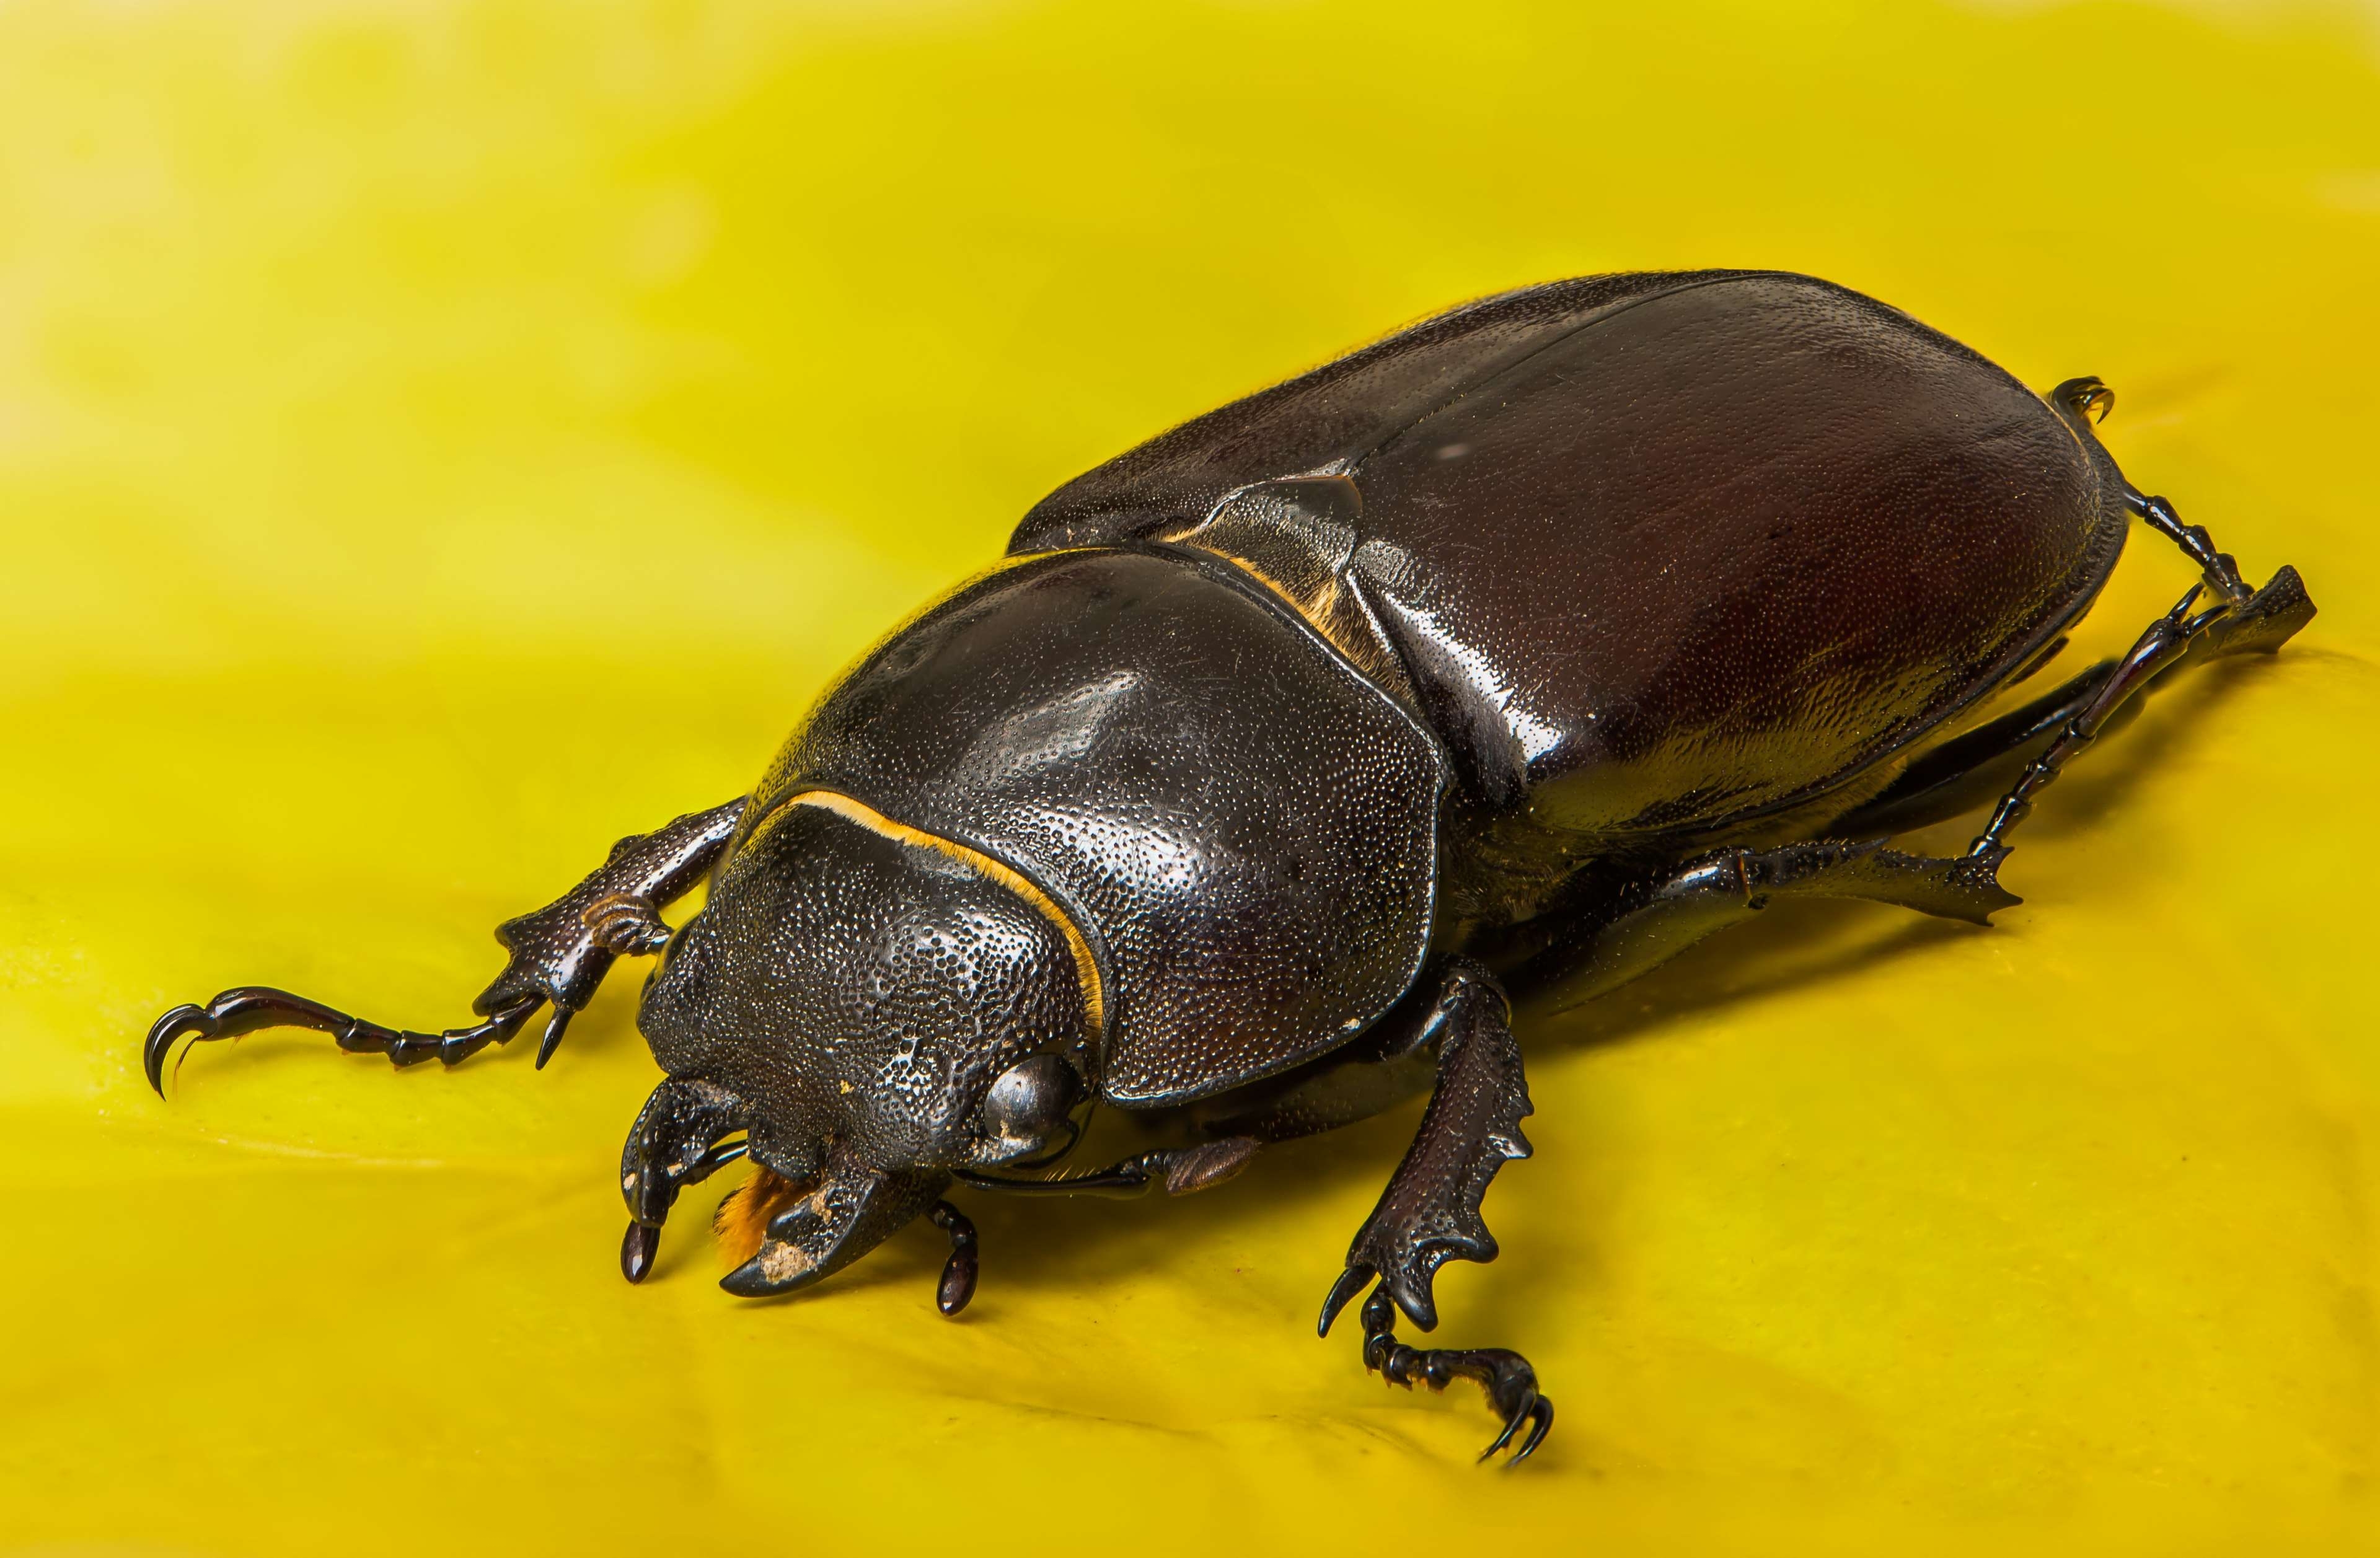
left=1832, top=658, right=2126, bottom=839
left=1969, top=508, right=2315, bottom=860
left=2052, top=375, right=2115, bottom=426
left=2128, top=489, right=2253, bottom=608
left=1351, top=1285, right=1553, bottom=1466
left=141, top=985, right=540, bottom=1094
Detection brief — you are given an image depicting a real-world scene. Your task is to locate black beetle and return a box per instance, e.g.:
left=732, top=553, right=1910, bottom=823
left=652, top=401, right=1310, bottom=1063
left=148, top=270, right=2315, bottom=1464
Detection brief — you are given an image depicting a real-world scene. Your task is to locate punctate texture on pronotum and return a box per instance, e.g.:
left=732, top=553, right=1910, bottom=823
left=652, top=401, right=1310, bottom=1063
left=148, top=271, right=2316, bottom=1464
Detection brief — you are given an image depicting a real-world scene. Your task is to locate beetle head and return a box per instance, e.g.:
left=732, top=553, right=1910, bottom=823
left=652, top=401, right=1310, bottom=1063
left=637, top=795, right=1095, bottom=1295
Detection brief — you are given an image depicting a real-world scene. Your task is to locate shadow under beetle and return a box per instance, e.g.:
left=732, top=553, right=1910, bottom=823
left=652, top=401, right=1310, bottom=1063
left=148, top=271, right=2317, bottom=1464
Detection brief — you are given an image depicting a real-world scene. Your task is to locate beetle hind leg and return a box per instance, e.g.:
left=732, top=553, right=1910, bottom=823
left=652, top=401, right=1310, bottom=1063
left=1967, top=499, right=2314, bottom=858
left=1833, top=491, right=2311, bottom=846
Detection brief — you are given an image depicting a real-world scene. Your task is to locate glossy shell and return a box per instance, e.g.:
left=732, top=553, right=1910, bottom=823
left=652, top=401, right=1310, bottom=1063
left=738, top=270, right=2129, bottom=1103
left=745, top=548, right=1445, bottom=1104
left=1017, top=271, right=2128, bottom=913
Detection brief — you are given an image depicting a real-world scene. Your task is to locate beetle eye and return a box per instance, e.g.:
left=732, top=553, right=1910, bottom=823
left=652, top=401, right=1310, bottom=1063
left=977, top=1054, right=1082, bottom=1162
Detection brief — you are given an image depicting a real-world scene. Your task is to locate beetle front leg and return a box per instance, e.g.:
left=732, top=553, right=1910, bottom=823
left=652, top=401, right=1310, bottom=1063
left=474, top=798, right=747, bottom=1065
left=1315, top=957, right=1550, bottom=1464
left=145, top=798, right=746, bottom=1092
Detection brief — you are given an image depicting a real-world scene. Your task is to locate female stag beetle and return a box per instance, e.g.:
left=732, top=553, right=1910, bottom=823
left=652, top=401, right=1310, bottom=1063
left=149, top=271, right=2316, bottom=1464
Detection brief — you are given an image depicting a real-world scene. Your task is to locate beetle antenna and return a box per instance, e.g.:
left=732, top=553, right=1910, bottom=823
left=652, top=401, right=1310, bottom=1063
left=1002, top=1112, right=1084, bottom=1171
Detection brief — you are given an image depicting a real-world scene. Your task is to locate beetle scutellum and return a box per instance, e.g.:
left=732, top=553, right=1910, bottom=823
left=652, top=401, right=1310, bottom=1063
left=148, top=271, right=2315, bottom=1464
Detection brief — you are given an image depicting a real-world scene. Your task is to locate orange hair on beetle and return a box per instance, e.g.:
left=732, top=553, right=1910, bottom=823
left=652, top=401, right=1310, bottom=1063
left=712, top=1166, right=808, bottom=1267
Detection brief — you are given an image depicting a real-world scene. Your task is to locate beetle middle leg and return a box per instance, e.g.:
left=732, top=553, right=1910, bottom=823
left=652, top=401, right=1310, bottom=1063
left=1315, top=957, right=1553, bottom=1464
left=145, top=798, right=746, bottom=1091
left=1497, top=836, right=2021, bottom=1014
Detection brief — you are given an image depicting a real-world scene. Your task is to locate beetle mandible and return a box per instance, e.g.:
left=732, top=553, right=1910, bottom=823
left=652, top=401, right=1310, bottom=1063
left=148, top=271, right=2316, bottom=1464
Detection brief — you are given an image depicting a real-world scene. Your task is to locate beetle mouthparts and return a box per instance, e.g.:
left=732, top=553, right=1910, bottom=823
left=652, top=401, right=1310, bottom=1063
left=620, top=1221, right=661, bottom=1283
left=717, top=1160, right=946, bottom=1299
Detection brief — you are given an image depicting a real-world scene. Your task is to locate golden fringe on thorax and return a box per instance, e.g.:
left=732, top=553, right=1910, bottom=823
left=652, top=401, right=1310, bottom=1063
left=778, top=790, right=1104, bottom=1041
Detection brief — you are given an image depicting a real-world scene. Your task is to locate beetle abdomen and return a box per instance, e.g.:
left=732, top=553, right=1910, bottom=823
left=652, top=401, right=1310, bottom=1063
left=1015, top=271, right=2127, bottom=851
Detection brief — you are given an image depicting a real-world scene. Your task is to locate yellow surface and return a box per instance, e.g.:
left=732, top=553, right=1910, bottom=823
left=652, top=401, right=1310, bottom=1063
left=2, top=2, right=2374, bottom=1552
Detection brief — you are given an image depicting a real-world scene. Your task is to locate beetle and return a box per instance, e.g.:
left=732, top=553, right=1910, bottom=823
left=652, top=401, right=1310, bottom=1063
left=148, top=270, right=2314, bottom=1464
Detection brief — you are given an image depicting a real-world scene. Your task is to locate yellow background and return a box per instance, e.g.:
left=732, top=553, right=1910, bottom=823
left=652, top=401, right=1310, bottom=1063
left=2, top=1, right=2374, bottom=1552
